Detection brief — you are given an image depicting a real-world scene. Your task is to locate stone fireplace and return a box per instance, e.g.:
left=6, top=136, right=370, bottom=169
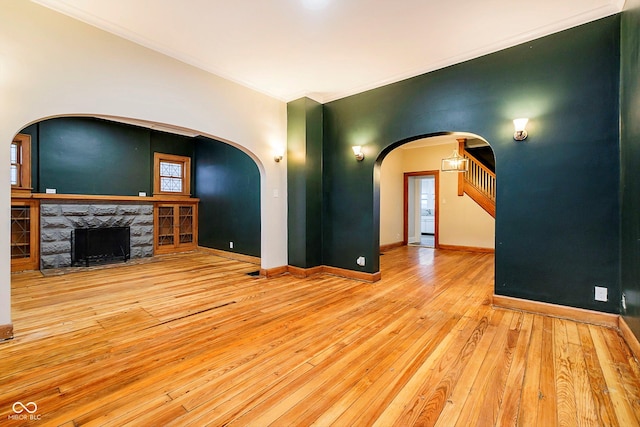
left=40, top=201, right=154, bottom=269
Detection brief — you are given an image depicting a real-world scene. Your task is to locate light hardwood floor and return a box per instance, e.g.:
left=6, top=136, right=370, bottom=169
left=2, top=247, right=640, bottom=426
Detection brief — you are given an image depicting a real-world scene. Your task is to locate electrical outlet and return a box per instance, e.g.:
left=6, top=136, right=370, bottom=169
left=229, top=241, right=234, bottom=249
left=356, top=256, right=365, bottom=266
left=594, top=286, right=608, bottom=302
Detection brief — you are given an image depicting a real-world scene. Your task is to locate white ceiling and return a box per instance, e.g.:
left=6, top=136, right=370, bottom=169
left=33, top=0, right=625, bottom=103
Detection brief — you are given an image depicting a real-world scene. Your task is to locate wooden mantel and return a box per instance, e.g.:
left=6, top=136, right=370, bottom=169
left=19, top=193, right=199, bottom=203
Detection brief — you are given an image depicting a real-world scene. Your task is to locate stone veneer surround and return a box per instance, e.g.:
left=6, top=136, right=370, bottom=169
left=40, top=202, right=154, bottom=269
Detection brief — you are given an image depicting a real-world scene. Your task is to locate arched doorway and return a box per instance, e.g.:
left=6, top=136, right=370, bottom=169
left=378, top=133, right=496, bottom=258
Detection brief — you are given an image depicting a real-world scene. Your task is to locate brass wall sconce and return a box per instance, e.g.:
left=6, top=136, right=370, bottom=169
left=513, top=118, right=529, bottom=141
left=352, top=146, right=364, bottom=161
left=274, top=148, right=284, bottom=162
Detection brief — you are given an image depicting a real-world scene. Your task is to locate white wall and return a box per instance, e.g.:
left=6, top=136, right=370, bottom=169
left=0, top=2, right=288, bottom=327
left=379, top=139, right=495, bottom=249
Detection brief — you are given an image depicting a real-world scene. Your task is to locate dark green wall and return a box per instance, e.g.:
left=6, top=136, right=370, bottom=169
left=195, top=137, right=261, bottom=257
left=38, top=118, right=151, bottom=196
left=287, top=97, right=323, bottom=268
left=318, top=16, right=621, bottom=312
left=23, top=117, right=195, bottom=196
left=621, top=3, right=640, bottom=335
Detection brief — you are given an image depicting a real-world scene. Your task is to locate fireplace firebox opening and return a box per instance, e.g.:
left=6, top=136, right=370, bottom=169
left=71, top=226, right=130, bottom=267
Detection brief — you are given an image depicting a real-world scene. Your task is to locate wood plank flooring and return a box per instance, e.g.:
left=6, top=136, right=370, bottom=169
left=1, top=247, right=639, bottom=426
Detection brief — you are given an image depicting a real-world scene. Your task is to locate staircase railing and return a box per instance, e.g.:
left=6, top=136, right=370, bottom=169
left=464, top=151, right=495, bottom=203
left=457, top=140, right=496, bottom=217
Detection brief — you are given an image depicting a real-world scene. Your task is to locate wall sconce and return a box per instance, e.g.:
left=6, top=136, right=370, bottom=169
left=352, top=145, right=365, bottom=161
left=513, top=118, right=529, bottom=141
left=441, top=149, right=469, bottom=172
left=274, top=148, right=284, bottom=162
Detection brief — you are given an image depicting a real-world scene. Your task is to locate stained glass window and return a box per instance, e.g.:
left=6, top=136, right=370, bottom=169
left=159, top=161, right=183, bottom=192
left=154, top=153, right=191, bottom=196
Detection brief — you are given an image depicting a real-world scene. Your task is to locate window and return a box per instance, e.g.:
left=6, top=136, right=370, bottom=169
left=160, top=161, right=183, bottom=193
left=11, top=134, right=31, bottom=191
left=10, top=143, right=19, bottom=186
left=154, top=153, right=191, bottom=196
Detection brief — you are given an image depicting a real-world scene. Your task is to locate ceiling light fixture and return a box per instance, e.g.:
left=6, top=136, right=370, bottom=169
left=441, top=149, right=468, bottom=172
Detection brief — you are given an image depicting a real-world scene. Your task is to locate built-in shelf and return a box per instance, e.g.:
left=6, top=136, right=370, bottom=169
left=10, top=200, right=39, bottom=272
left=154, top=201, right=198, bottom=254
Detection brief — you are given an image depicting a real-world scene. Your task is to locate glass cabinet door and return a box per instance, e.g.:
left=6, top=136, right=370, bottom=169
left=11, top=206, right=31, bottom=259
left=10, top=199, right=39, bottom=272
left=157, top=206, right=175, bottom=247
left=154, top=202, right=197, bottom=254
left=178, top=205, right=193, bottom=244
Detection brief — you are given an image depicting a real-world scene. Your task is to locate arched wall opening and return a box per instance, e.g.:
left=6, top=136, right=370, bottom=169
left=375, top=132, right=496, bottom=264
left=378, top=133, right=496, bottom=255
left=10, top=114, right=265, bottom=271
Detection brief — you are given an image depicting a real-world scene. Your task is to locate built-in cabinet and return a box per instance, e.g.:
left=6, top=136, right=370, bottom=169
left=154, top=200, right=198, bottom=254
left=10, top=199, right=39, bottom=272
left=8, top=194, right=200, bottom=271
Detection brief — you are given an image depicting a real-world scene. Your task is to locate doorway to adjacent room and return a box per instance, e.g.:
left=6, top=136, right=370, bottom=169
left=405, top=171, right=439, bottom=248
